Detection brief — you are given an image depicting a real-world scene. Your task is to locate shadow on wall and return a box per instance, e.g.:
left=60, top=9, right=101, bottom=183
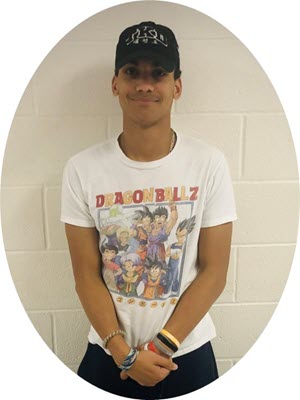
left=1, top=0, right=299, bottom=383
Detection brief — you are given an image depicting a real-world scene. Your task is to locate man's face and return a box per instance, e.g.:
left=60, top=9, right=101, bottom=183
left=150, top=265, right=161, bottom=278
left=119, top=231, right=129, bottom=245
left=154, top=214, right=167, bottom=228
left=176, top=228, right=188, bottom=244
left=142, top=215, right=151, bottom=227
left=112, top=59, right=182, bottom=129
left=103, top=249, right=116, bottom=261
left=124, top=260, right=135, bottom=271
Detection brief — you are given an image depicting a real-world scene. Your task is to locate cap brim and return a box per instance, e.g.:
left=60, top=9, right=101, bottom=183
left=116, top=50, right=175, bottom=72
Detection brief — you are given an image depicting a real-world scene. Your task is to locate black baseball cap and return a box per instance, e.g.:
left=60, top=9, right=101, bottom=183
left=115, top=21, right=180, bottom=73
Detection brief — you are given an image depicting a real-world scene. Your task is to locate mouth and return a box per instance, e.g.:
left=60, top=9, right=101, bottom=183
left=129, top=96, right=159, bottom=103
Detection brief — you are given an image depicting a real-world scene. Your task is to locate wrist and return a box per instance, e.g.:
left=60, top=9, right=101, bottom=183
left=106, top=334, right=131, bottom=366
left=118, top=348, right=139, bottom=371
left=146, top=340, right=170, bottom=359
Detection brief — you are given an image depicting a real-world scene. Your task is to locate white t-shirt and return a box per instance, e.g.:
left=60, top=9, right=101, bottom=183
left=61, top=131, right=237, bottom=358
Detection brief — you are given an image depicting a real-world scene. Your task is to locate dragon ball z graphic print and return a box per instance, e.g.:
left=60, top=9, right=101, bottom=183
left=98, top=188, right=197, bottom=301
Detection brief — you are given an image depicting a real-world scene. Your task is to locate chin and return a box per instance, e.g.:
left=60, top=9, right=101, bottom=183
left=135, top=121, right=159, bottom=130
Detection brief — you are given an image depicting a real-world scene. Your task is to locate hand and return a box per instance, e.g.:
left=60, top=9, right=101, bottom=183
left=120, top=350, right=178, bottom=387
left=168, top=201, right=176, bottom=210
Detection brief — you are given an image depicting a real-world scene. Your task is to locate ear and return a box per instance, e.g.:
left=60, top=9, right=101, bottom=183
left=112, top=75, right=119, bottom=96
left=173, top=78, right=182, bottom=100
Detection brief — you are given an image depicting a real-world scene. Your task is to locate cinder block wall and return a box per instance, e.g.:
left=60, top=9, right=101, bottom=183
left=1, top=2, right=299, bottom=377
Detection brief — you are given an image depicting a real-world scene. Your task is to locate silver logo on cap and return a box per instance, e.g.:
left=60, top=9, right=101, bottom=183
left=126, top=26, right=168, bottom=47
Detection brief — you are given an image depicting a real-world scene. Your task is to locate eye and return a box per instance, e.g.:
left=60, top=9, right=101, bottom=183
left=124, top=66, right=138, bottom=77
left=152, top=69, right=167, bottom=79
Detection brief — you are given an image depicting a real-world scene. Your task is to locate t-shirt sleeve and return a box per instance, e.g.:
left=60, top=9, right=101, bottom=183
left=201, top=154, right=237, bottom=228
left=60, top=159, right=96, bottom=228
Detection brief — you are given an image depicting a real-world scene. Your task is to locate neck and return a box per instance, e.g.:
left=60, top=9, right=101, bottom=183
left=118, top=122, right=175, bottom=162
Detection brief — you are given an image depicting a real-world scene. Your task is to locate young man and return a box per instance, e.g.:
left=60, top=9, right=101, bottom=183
left=61, top=21, right=237, bottom=399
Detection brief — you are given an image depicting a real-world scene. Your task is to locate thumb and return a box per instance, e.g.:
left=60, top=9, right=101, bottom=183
left=120, top=371, right=129, bottom=380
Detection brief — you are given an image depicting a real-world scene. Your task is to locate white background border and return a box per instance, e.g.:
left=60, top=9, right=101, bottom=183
left=1, top=1, right=299, bottom=399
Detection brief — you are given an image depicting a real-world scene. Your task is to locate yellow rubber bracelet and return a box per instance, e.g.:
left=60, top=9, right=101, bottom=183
left=160, top=329, right=180, bottom=348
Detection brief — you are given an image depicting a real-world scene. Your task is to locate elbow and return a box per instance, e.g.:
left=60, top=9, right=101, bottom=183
left=215, top=274, right=227, bottom=298
left=210, top=271, right=227, bottom=297
left=75, top=282, right=81, bottom=294
left=219, top=277, right=227, bottom=294
left=74, top=281, right=84, bottom=297
left=74, top=272, right=102, bottom=294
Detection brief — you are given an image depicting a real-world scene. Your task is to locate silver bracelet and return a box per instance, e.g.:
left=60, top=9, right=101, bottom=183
left=153, top=337, right=174, bottom=357
left=103, top=329, right=126, bottom=349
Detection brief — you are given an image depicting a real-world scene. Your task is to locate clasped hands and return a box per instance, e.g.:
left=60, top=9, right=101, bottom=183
left=120, top=343, right=178, bottom=387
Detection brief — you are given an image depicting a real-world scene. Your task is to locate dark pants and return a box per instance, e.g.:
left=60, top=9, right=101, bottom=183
left=77, top=341, right=219, bottom=399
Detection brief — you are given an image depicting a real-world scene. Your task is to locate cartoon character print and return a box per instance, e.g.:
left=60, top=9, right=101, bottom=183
left=101, top=243, right=123, bottom=291
left=99, top=202, right=196, bottom=301
left=119, top=253, right=142, bottom=296
left=147, top=202, right=178, bottom=261
left=130, top=206, right=153, bottom=261
left=142, top=255, right=168, bottom=299
left=164, top=216, right=196, bottom=295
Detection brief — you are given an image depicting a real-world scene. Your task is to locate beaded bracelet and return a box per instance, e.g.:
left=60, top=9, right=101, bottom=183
left=103, top=329, right=126, bottom=349
left=118, top=348, right=139, bottom=371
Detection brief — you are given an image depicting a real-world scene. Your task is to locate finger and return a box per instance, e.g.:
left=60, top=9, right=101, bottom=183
left=120, top=371, right=128, bottom=380
left=156, top=355, right=178, bottom=371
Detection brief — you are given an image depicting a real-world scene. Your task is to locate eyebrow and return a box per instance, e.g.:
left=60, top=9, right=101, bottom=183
left=126, top=60, right=166, bottom=69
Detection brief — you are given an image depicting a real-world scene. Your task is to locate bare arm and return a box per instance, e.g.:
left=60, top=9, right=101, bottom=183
left=165, top=202, right=178, bottom=235
left=65, top=223, right=177, bottom=386
left=65, top=224, right=130, bottom=364
left=163, top=222, right=233, bottom=344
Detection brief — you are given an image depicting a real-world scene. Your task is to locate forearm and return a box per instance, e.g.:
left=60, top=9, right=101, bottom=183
left=76, top=276, right=178, bottom=386
left=166, top=204, right=178, bottom=234
left=75, top=276, right=130, bottom=365
left=66, top=225, right=177, bottom=387
left=163, top=269, right=225, bottom=344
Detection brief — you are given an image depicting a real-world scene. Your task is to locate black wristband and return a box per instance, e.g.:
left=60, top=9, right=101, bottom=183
left=157, top=332, right=178, bottom=353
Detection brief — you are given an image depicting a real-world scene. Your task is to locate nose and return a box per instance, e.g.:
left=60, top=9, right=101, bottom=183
left=135, top=76, right=154, bottom=93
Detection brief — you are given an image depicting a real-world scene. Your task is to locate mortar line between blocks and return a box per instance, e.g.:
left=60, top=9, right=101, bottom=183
left=1, top=184, right=44, bottom=189
left=32, top=78, right=39, bottom=116
left=5, top=242, right=296, bottom=254
left=232, top=179, right=299, bottom=184
left=233, top=247, right=238, bottom=302
left=51, top=312, right=57, bottom=354
left=174, top=110, right=285, bottom=116
left=60, top=37, right=238, bottom=46
left=27, top=302, right=277, bottom=313
left=28, top=308, right=84, bottom=314
left=105, top=115, right=110, bottom=140
left=6, top=249, right=69, bottom=255
left=42, top=185, right=50, bottom=250
left=240, top=116, right=246, bottom=179
left=213, top=301, right=278, bottom=307
left=13, top=111, right=286, bottom=119
left=231, top=243, right=296, bottom=248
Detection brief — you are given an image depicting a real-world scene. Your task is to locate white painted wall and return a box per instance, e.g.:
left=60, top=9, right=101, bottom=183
left=1, top=1, right=299, bottom=378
